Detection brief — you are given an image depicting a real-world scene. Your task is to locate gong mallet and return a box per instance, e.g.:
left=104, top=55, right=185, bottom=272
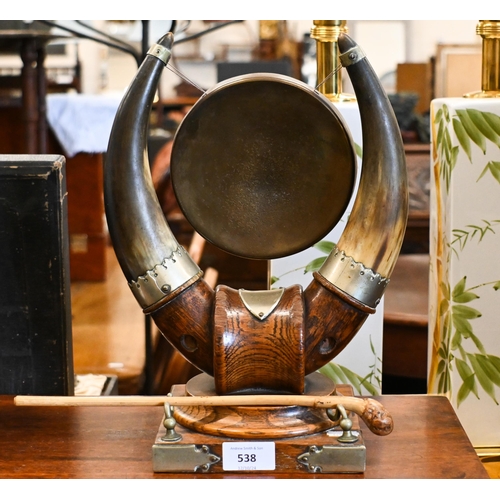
left=15, top=393, right=393, bottom=436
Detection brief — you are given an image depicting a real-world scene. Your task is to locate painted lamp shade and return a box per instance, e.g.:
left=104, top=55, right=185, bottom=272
left=429, top=97, right=500, bottom=447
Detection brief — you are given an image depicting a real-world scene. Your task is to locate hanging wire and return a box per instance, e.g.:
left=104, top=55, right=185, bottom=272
left=166, top=63, right=206, bottom=94
left=166, top=21, right=245, bottom=94
left=315, top=63, right=343, bottom=91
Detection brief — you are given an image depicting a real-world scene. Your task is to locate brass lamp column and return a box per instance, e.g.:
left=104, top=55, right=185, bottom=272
left=310, top=20, right=355, bottom=102
left=465, top=20, right=500, bottom=98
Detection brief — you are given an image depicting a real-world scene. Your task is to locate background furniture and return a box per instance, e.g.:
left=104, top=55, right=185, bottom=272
left=382, top=144, right=430, bottom=394
left=0, top=32, right=110, bottom=283
left=45, top=93, right=122, bottom=282
left=0, top=30, right=58, bottom=154
left=434, top=44, right=482, bottom=98
left=0, top=155, right=73, bottom=395
left=396, top=62, right=433, bottom=115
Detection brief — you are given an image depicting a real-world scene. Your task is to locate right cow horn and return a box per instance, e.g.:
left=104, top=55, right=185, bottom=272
left=304, top=33, right=408, bottom=372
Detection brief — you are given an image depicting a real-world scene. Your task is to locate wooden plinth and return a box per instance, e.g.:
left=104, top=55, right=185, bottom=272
left=155, top=381, right=366, bottom=474
left=172, top=373, right=337, bottom=439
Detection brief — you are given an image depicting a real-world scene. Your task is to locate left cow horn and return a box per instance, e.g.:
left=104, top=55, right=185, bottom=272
left=104, top=33, right=215, bottom=375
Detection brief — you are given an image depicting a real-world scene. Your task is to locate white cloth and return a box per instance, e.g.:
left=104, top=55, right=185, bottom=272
left=46, top=93, right=122, bottom=157
left=74, top=374, right=108, bottom=396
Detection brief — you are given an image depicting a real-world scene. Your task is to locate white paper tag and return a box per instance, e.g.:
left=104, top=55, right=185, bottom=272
left=222, top=442, right=276, bottom=471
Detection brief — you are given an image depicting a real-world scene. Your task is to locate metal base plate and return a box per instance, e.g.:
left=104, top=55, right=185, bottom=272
left=152, top=384, right=366, bottom=475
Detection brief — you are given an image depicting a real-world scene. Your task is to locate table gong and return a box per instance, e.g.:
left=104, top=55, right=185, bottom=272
left=103, top=28, right=408, bottom=474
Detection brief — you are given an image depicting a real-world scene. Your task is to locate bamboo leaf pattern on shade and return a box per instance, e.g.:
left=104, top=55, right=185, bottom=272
left=304, top=257, right=327, bottom=274
left=477, top=161, right=500, bottom=183
left=435, top=105, right=500, bottom=190
left=456, top=109, right=487, bottom=154
left=434, top=104, right=458, bottom=192
left=482, top=111, right=500, bottom=135
left=313, top=240, right=335, bottom=254
left=453, top=118, right=472, bottom=162
left=270, top=240, right=336, bottom=285
left=467, top=354, right=499, bottom=404
left=452, top=219, right=500, bottom=253
left=319, top=336, right=382, bottom=396
left=434, top=274, right=500, bottom=407
left=467, top=109, right=500, bottom=147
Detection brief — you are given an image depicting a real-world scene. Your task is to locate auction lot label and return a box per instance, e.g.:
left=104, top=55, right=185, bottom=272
left=222, top=442, right=276, bottom=471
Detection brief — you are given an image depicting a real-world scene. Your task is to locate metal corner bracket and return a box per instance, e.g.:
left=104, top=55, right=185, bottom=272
left=297, top=441, right=366, bottom=473
left=153, top=443, right=221, bottom=473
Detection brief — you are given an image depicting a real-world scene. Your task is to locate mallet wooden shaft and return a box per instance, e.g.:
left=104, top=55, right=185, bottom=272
left=14, top=394, right=364, bottom=412
left=14, top=394, right=393, bottom=436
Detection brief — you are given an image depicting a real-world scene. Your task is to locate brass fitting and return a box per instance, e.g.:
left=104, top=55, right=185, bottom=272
left=310, top=20, right=355, bottom=102
left=465, top=20, right=500, bottom=98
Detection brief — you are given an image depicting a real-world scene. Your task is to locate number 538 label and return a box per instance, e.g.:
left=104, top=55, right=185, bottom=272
left=222, top=442, right=276, bottom=471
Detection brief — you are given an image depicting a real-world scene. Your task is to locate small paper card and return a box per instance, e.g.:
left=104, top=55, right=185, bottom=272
left=222, top=442, right=276, bottom=471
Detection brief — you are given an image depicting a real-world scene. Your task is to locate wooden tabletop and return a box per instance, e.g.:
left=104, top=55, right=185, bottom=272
left=0, top=393, right=487, bottom=479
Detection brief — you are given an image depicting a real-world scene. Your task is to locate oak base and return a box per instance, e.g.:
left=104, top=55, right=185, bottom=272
left=153, top=382, right=366, bottom=474
left=174, top=372, right=337, bottom=439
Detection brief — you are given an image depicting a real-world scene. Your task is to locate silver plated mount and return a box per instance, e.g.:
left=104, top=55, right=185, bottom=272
left=318, top=246, right=389, bottom=308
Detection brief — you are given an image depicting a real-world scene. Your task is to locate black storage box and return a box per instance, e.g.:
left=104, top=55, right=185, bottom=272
left=0, top=155, right=74, bottom=395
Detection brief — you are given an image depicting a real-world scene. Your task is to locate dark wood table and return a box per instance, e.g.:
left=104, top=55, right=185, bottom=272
left=0, top=394, right=488, bottom=479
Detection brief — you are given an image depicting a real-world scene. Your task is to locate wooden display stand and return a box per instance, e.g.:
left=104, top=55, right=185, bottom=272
left=153, top=381, right=366, bottom=474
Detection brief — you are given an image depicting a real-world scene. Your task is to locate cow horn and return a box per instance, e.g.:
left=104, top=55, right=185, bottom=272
left=104, top=33, right=202, bottom=310
left=104, top=33, right=215, bottom=375
left=303, top=33, right=408, bottom=373
left=317, top=33, right=408, bottom=308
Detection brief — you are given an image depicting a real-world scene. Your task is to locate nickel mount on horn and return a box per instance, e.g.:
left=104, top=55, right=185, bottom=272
left=104, top=24, right=408, bottom=475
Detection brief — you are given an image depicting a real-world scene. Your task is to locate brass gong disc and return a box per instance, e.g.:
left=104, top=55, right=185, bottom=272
left=171, top=73, right=356, bottom=260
